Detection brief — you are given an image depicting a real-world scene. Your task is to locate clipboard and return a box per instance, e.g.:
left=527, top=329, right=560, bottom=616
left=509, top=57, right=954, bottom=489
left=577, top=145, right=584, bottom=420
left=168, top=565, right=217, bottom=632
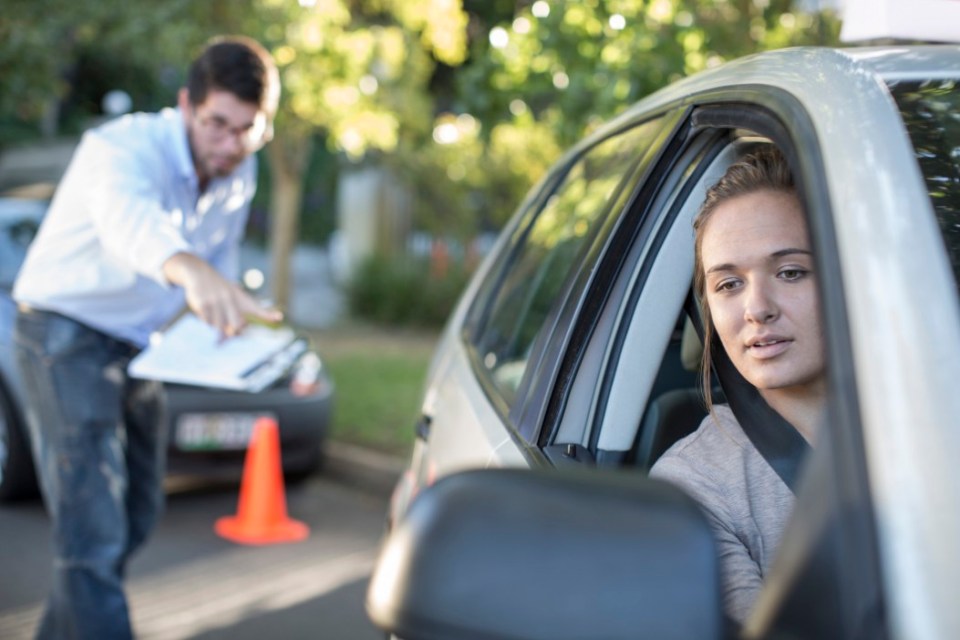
left=128, top=313, right=304, bottom=392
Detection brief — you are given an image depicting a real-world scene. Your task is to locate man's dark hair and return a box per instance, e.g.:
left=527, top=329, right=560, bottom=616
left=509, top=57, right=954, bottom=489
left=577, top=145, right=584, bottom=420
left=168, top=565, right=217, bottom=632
left=186, top=36, right=279, bottom=114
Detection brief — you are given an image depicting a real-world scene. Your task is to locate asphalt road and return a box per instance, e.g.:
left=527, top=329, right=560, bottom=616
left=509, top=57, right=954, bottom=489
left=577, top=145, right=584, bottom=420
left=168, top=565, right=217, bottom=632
left=0, top=457, right=398, bottom=640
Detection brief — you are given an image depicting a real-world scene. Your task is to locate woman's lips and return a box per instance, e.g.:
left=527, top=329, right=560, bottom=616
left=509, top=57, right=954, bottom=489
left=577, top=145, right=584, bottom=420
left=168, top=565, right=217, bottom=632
left=747, top=337, right=792, bottom=359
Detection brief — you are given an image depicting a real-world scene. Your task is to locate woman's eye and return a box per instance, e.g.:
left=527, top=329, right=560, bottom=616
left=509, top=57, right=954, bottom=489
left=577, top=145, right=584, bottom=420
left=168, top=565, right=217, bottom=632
left=779, top=268, right=808, bottom=281
left=715, top=279, right=740, bottom=292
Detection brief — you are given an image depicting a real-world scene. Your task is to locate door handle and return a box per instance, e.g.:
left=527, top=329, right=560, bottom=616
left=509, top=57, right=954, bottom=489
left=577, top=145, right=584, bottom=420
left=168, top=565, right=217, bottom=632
left=415, top=414, right=432, bottom=441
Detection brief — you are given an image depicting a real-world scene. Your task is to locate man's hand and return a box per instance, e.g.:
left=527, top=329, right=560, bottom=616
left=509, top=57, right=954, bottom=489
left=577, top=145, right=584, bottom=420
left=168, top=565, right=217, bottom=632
left=162, top=252, right=283, bottom=337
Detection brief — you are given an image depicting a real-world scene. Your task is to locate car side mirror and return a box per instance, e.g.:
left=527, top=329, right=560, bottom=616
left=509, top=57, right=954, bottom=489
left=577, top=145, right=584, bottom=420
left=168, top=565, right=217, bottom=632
left=367, top=468, right=723, bottom=640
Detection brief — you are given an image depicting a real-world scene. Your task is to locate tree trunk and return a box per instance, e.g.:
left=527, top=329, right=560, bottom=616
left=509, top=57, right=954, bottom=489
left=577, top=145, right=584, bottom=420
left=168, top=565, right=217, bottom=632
left=265, top=132, right=313, bottom=313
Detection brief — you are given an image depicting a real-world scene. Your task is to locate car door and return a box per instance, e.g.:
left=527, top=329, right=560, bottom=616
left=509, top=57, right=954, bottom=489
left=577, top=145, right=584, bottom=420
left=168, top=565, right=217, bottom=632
left=376, top=47, right=960, bottom=639
left=527, top=88, right=908, bottom=636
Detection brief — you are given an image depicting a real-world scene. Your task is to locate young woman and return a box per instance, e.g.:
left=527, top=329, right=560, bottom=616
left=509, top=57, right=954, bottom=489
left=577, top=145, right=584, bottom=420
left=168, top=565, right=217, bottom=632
left=650, top=146, right=826, bottom=624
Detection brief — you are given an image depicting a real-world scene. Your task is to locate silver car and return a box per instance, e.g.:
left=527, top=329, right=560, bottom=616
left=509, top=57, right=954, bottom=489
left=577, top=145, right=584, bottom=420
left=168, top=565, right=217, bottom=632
left=369, top=45, right=960, bottom=639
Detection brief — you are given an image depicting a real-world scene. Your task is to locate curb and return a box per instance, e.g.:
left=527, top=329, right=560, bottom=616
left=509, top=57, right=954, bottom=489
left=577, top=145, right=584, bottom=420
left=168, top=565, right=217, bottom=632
left=323, top=441, right=406, bottom=497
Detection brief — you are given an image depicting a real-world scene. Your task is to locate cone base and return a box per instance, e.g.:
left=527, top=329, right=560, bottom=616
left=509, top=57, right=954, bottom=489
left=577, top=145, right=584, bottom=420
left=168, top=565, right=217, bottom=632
left=215, top=515, right=310, bottom=545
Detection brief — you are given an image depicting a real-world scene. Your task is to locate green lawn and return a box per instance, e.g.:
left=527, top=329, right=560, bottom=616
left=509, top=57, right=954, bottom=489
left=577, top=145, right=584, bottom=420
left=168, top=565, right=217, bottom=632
left=306, top=326, right=439, bottom=457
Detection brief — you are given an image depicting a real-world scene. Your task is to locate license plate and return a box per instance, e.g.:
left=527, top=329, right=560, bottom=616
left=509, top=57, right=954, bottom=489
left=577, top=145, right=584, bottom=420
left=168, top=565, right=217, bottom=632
left=175, top=412, right=276, bottom=451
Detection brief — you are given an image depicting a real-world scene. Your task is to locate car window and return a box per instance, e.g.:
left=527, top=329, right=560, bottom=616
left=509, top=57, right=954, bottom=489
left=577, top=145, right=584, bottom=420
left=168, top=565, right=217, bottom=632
left=573, top=136, right=743, bottom=459
left=469, top=118, right=666, bottom=408
left=888, top=79, right=960, bottom=298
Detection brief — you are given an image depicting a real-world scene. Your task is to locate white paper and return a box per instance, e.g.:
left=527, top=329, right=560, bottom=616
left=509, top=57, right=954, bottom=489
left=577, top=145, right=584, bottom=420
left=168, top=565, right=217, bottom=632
left=128, top=314, right=296, bottom=391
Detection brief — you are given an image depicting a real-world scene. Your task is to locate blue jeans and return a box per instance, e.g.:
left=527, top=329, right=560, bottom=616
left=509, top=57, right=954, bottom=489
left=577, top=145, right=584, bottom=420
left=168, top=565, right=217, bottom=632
left=14, top=308, right=167, bottom=640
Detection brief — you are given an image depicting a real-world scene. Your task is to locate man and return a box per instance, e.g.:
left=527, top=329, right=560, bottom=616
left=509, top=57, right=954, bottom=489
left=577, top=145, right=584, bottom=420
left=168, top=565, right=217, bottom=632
left=13, top=36, right=282, bottom=639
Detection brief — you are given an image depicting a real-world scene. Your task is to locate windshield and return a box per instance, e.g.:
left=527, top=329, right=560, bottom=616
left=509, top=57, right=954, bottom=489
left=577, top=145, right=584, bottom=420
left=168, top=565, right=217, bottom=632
left=888, top=79, right=960, bottom=299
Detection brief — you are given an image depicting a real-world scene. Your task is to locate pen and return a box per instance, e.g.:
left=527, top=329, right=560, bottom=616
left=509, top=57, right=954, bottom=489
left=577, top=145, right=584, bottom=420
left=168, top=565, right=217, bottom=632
left=244, top=314, right=284, bottom=330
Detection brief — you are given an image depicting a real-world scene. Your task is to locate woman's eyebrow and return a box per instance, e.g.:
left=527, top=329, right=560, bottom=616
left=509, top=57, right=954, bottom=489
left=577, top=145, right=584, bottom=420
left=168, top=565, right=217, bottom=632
left=770, top=248, right=812, bottom=259
left=706, top=248, right=812, bottom=275
left=705, top=263, right=737, bottom=275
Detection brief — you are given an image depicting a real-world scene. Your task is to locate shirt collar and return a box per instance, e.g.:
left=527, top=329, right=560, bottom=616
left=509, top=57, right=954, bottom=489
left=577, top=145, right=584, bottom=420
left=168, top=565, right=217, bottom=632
left=169, top=107, right=197, bottom=186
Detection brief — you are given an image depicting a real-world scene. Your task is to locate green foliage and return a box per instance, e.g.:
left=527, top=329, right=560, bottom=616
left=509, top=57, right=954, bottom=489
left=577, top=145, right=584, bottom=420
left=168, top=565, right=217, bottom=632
left=347, top=254, right=470, bottom=328
left=0, top=0, right=254, bottom=146
left=318, top=328, right=436, bottom=453
left=387, top=114, right=561, bottom=238
left=457, top=0, right=843, bottom=147
left=266, top=0, right=469, bottom=159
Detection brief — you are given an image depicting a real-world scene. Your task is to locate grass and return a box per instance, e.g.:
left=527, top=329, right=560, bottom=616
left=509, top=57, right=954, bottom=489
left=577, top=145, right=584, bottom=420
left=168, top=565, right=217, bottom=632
left=304, top=324, right=439, bottom=457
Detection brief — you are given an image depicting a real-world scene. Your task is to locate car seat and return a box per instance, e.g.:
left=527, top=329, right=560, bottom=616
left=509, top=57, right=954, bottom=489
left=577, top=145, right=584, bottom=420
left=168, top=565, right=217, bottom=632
left=633, top=317, right=722, bottom=471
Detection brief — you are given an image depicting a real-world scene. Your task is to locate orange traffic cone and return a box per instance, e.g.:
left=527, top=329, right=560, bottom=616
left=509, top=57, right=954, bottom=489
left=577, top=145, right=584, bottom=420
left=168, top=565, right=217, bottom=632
left=215, top=417, right=309, bottom=545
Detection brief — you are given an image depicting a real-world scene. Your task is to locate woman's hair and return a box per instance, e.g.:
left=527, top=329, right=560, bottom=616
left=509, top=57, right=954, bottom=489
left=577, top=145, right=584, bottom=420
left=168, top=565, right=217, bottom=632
left=693, top=146, right=796, bottom=410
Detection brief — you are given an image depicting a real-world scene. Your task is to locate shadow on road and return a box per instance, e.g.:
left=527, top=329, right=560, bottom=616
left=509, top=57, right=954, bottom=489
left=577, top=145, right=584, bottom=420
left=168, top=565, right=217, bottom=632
left=0, top=473, right=390, bottom=640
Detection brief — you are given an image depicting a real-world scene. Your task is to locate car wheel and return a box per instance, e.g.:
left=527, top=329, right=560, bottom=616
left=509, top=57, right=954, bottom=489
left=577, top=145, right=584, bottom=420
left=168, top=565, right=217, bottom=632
left=0, top=385, right=39, bottom=502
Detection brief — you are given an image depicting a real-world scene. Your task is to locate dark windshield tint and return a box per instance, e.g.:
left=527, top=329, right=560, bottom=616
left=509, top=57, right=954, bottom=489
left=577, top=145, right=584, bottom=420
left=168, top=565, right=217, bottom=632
left=889, top=79, right=960, bottom=297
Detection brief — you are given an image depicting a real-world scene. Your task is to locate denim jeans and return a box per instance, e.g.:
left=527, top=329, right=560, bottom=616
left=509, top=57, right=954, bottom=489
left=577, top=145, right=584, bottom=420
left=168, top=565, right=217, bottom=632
left=14, top=308, right=167, bottom=640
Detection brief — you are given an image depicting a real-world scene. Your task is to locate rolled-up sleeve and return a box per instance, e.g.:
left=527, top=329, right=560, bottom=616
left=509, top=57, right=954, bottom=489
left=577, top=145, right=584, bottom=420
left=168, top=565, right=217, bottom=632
left=82, top=131, right=192, bottom=286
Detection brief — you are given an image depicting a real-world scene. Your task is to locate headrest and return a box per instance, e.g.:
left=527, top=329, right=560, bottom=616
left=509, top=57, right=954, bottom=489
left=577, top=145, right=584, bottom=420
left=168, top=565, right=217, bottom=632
left=680, top=316, right=702, bottom=373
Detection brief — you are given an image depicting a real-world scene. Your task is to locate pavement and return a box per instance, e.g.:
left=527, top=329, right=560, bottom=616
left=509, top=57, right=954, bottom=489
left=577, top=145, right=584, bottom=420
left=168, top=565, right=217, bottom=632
left=323, top=441, right=407, bottom=497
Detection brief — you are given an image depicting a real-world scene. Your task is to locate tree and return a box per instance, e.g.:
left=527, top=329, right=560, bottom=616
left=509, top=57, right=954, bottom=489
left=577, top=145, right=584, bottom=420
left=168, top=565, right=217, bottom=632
left=245, top=0, right=470, bottom=309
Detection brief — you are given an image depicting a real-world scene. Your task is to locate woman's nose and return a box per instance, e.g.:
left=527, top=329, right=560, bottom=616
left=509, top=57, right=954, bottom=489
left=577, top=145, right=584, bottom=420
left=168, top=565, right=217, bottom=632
left=743, top=282, right=778, bottom=323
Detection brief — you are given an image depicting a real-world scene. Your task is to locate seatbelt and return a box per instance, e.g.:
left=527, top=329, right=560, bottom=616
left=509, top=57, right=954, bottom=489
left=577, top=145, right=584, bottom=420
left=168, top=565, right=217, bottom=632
left=712, top=341, right=811, bottom=493
left=684, top=291, right=811, bottom=493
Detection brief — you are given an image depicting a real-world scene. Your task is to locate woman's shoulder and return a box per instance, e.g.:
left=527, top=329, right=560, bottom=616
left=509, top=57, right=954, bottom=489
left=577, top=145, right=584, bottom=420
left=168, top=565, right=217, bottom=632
left=663, top=404, right=748, bottom=457
left=649, top=405, right=750, bottom=485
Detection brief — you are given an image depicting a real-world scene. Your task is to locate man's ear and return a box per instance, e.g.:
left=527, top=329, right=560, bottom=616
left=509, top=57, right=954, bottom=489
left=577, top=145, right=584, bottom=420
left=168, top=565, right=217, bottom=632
left=177, top=88, right=191, bottom=113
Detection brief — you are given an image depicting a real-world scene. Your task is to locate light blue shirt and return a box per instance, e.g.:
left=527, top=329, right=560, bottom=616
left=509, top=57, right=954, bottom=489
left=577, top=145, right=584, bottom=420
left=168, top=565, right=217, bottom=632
left=13, top=107, right=256, bottom=347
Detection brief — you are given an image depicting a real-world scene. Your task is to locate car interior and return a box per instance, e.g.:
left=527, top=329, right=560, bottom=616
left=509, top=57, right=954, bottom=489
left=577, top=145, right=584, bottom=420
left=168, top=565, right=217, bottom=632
left=629, top=310, right=717, bottom=471
left=561, top=134, right=743, bottom=464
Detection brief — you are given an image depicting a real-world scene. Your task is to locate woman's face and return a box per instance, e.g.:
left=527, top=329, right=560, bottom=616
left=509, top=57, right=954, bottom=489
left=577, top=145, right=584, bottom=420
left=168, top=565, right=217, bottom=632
left=701, top=189, right=825, bottom=399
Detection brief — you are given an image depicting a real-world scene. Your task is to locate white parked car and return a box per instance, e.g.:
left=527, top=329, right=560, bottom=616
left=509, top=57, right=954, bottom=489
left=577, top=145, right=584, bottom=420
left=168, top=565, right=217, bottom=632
left=368, top=45, right=960, bottom=640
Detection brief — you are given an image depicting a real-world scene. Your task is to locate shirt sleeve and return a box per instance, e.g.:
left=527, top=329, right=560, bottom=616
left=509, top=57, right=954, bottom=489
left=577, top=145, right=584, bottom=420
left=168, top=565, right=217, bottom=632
left=81, top=130, right=192, bottom=286
left=650, top=447, right=764, bottom=626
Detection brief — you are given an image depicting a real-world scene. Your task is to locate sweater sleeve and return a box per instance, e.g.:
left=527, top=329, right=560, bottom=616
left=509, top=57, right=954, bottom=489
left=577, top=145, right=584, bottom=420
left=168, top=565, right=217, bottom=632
left=650, top=433, right=764, bottom=625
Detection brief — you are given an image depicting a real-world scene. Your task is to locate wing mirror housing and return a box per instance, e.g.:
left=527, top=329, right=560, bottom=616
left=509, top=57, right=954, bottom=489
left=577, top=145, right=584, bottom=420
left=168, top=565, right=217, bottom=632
left=367, top=468, right=722, bottom=640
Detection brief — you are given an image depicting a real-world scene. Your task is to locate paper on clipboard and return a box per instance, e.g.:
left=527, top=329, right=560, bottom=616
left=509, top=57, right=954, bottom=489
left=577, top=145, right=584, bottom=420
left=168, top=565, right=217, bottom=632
left=128, top=313, right=298, bottom=391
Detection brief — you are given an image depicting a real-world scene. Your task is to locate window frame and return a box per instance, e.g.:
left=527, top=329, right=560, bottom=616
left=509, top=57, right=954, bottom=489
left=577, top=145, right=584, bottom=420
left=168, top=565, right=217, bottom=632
left=460, top=109, right=685, bottom=443
left=528, top=87, right=889, bottom=636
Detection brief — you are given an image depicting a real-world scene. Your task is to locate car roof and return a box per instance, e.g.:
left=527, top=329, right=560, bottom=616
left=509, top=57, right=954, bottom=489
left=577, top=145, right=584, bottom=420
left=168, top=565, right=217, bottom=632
left=621, top=44, right=960, bottom=120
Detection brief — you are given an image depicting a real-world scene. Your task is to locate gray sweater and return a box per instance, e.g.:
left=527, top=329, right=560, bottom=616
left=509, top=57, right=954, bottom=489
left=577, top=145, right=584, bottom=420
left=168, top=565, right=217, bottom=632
left=649, top=404, right=794, bottom=624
